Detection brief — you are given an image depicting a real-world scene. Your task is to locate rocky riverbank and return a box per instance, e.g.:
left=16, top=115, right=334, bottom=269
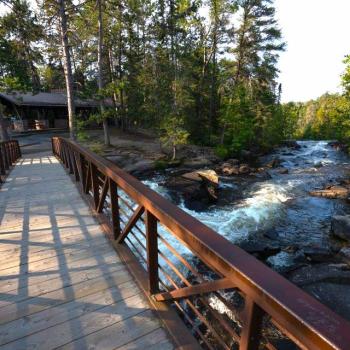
left=87, top=130, right=350, bottom=321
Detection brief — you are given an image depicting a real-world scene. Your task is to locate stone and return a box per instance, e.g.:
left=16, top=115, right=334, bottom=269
left=221, top=163, right=240, bottom=176
left=124, top=159, right=155, bottom=176
left=238, top=164, right=251, bottom=174
left=310, top=186, right=349, bottom=199
left=182, top=157, right=214, bottom=169
left=282, top=140, right=301, bottom=149
left=314, top=162, right=323, bottom=168
left=339, top=247, right=350, bottom=264
left=226, top=158, right=240, bottom=166
left=331, top=215, right=350, bottom=242
left=277, top=168, right=289, bottom=174
left=182, top=169, right=219, bottom=186
left=266, top=157, right=281, bottom=168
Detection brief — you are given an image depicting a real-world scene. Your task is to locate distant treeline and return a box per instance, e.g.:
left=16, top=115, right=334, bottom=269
left=281, top=55, right=350, bottom=147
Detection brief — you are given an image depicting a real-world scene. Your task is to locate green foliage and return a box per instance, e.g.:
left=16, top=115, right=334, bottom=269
left=160, top=114, right=189, bottom=160
left=214, top=144, right=230, bottom=159
left=282, top=93, right=350, bottom=146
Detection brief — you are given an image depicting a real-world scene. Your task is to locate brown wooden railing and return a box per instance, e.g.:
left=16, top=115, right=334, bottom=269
left=0, top=140, right=21, bottom=184
left=52, top=136, right=350, bottom=350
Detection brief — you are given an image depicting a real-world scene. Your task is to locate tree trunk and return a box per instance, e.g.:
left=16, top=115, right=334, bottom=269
left=172, top=145, right=176, bottom=160
left=98, top=0, right=110, bottom=146
left=58, top=0, right=76, bottom=140
left=0, top=105, right=9, bottom=142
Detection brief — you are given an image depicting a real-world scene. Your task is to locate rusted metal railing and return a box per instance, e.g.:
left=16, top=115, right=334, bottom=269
left=52, top=136, right=350, bottom=350
left=0, top=140, right=21, bottom=183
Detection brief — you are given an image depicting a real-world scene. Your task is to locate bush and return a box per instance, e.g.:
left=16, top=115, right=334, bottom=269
left=214, top=144, right=230, bottom=159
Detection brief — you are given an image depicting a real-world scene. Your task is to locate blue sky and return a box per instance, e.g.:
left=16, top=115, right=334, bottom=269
left=275, top=0, right=350, bottom=102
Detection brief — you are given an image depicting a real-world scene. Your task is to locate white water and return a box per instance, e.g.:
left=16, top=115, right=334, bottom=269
left=141, top=141, right=350, bottom=270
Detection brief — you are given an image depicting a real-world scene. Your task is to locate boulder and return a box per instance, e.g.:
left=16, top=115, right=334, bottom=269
left=266, top=157, right=281, bottom=168
left=124, top=159, right=155, bottom=176
left=182, top=157, right=214, bottom=169
left=310, top=186, right=349, bottom=199
left=238, top=164, right=251, bottom=174
left=221, top=163, right=240, bottom=176
left=331, top=215, right=350, bottom=242
left=282, top=140, right=301, bottom=149
left=226, top=158, right=240, bottom=166
left=339, top=247, right=350, bottom=264
left=277, top=168, right=289, bottom=174
left=238, top=239, right=281, bottom=260
left=314, top=162, right=323, bottom=168
left=182, top=169, right=219, bottom=186
left=288, top=263, right=350, bottom=286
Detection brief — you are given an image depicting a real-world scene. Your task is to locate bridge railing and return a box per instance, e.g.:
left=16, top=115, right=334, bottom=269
left=52, top=136, right=350, bottom=350
left=0, top=140, right=21, bottom=183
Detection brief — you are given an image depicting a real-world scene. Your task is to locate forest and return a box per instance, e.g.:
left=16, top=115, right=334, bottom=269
left=0, top=0, right=349, bottom=156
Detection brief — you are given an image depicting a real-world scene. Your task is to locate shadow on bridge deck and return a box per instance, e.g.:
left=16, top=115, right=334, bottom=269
left=0, top=152, right=173, bottom=349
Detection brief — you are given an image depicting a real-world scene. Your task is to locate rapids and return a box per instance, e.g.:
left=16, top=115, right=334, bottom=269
left=143, top=141, right=350, bottom=270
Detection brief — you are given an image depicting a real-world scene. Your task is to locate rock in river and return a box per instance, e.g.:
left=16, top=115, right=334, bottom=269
left=310, top=186, right=349, bottom=199
left=331, top=215, right=350, bottom=242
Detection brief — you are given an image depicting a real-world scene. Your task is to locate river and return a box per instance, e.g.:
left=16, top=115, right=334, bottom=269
left=143, top=141, right=350, bottom=272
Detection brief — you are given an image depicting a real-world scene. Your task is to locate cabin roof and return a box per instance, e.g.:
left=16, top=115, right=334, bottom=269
left=0, top=91, right=112, bottom=108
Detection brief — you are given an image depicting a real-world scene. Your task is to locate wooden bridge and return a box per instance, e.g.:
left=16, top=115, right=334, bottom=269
left=1, top=138, right=350, bottom=350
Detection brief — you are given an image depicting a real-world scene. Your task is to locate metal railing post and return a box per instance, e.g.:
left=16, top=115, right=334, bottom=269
left=146, top=210, right=159, bottom=295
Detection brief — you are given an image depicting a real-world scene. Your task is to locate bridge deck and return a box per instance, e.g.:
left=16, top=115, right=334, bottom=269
left=0, top=152, right=173, bottom=349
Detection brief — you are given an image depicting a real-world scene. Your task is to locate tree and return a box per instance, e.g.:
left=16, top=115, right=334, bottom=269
left=160, top=114, right=189, bottom=160
left=0, top=0, right=43, bottom=92
left=58, top=0, right=76, bottom=140
left=0, top=104, right=9, bottom=141
left=97, top=0, right=110, bottom=145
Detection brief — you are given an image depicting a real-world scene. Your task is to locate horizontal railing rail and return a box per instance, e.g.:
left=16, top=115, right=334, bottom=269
left=52, top=136, right=350, bottom=350
left=0, top=139, right=21, bottom=183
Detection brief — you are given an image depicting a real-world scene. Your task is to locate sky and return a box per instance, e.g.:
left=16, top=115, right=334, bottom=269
left=275, top=0, right=350, bottom=102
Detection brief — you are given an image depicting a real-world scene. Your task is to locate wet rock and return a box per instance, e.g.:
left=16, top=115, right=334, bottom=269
left=263, top=229, right=279, bottom=240
left=238, top=239, right=281, bottom=260
left=124, top=159, right=156, bottom=176
left=301, top=247, right=336, bottom=263
left=226, top=158, right=240, bottom=166
left=281, top=140, right=301, bottom=149
left=288, top=263, right=350, bottom=286
left=328, top=141, right=346, bottom=151
left=238, top=164, right=251, bottom=174
left=331, top=215, right=350, bottom=242
left=339, top=247, right=350, bottom=264
left=277, top=168, right=289, bottom=174
left=314, top=162, right=323, bottom=168
left=165, top=170, right=219, bottom=210
left=221, top=163, right=240, bottom=176
left=182, top=157, right=214, bottom=169
left=309, top=186, right=349, bottom=199
left=182, top=169, right=219, bottom=187
left=266, top=157, right=281, bottom=168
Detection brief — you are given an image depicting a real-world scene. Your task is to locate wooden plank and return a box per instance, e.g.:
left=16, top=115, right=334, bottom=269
left=0, top=268, right=131, bottom=324
left=57, top=309, right=161, bottom=350
left=0, top=151, right=174, bottom=349
left=117, top=328, right=174, bottom=350
left=0, top=253, right=122, bottom=309
left=0, top=238, right=108, bottom=273
left=0, top=280, right=139, bottom=346
left=0, top=227, right=104, bottom=256
left=0, top=248, right=116, bottom=294
left=0, top=296, right=151, bottom=350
